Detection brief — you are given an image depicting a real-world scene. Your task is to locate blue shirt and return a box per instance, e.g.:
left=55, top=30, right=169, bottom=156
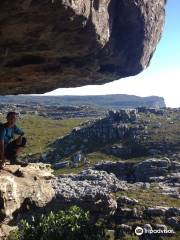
left=0, top=124, right=24, bottom=146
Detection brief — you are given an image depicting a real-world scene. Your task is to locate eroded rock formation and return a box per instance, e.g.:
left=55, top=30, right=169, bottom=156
left=46, top=109, right=141, bottom=162
left=0, top=0, right=165, bottom=94
left=0, top=164, right=55, bottom=222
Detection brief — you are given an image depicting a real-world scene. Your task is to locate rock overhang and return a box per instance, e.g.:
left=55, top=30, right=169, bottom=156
left=0, top=0, right=166, bottom=94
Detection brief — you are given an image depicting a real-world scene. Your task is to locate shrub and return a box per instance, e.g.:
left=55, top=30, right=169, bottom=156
left=8, top=206, right=108, bottom=240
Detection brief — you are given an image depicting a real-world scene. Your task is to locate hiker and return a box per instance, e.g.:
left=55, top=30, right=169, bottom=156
left=0, top=112, right=27, bottom=168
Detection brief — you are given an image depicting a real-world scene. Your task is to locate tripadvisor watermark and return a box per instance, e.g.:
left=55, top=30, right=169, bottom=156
left=135, top=226, right=176, bottom=236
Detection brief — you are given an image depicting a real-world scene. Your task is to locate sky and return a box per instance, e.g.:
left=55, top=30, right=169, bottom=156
left=45, top=0, right=180, bottom=108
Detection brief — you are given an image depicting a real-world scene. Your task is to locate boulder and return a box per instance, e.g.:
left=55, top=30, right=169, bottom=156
left=144, top=206, right=180, bottom=218
left=115, top=207, right=137, bottom=218
left=133, top=158, right=171, bottom=182
left=0, top=224, right=17, bottom=240
left=115, top=224, right=132, bottom=237
left=0, top=164, right=55, bottom=223
left=155, top=224, right=167, bottom=231
left=144, top=206, right=168, bottom=217
left=166, top=217, right=180, bottom=231
left=94, top=161, right=134, bottom=180
left=0, top=0, right=166, bottom=94
left=51, top=169, right=127, bottom=215
left=117, top=196, right=138, bottom=206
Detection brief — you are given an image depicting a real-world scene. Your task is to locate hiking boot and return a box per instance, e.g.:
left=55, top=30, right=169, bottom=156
left=0, top=161, right=5, bottom=169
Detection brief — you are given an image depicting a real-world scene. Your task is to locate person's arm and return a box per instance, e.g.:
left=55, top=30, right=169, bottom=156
left=14, top=125, right=24, bottom=136
left=0, top=140, right=5, bottom=161
left=0, top=127, right=5, bottom=161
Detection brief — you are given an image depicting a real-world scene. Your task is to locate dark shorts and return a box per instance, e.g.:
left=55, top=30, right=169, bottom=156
left=5, top=137, right=27, bottom=161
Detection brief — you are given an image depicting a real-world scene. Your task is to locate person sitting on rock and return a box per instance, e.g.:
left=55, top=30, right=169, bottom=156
left=0, top=111, right=27, bottom=168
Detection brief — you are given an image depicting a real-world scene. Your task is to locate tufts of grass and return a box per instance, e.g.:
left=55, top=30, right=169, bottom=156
left=118, top=188, right=180, bottom=209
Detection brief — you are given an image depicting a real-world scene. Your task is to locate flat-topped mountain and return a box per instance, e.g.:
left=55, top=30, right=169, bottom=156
left=0, top=94, right=166, bottom=109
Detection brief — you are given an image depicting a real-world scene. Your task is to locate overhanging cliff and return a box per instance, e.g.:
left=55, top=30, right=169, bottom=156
left=0, top=0, right=165, bottom=94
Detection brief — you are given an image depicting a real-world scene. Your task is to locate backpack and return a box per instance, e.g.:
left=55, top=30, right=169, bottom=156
left=0, top=123, right=16, bottom=141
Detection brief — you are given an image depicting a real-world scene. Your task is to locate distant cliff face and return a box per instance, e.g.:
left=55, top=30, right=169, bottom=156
left=0, top=0, right=165, bottom=94
left=0, top=95, right=166, bottom=109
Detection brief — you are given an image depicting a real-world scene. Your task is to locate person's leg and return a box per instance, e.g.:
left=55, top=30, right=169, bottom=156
left=5, top=137, right=27, bottom=164
left=15, top=146, right=24, bottom=155
left=0, top=160, right=5, bottom=168
left=5, top=142, right=17, bottom=164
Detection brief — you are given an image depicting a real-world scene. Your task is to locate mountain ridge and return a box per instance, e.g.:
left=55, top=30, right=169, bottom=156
left=0, top=94, right=166, bottom=109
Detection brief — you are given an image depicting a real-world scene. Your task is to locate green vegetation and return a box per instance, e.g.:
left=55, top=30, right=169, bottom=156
left=8, top=206, right=108, bottom=240
left=160, top=232, right=180, bottom=240
left=137, top=111, right=180, bottom=150
left=118, top=188, right=180, bottom=208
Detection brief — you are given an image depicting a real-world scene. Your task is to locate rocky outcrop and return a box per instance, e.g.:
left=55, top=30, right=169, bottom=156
left=0, top=163, right=127, bottom=238
left=0, top=164, right=55, bottom=223
left=46, top=110, right=141, bottom=162
left=0, top=0, right=166, bottom=94
left=133, top=158, right=172, bottom=182
left=0, top=158, right=179, bottom=239
left=94, top=158, right=180, bottom=198
left=51, top=169, right=127, bottom=215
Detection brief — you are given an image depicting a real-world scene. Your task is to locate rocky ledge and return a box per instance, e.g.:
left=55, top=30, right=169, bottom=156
left=0, top=0, right=166, bottom=94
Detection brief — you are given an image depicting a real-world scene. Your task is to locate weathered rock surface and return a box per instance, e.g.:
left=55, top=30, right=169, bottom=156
left=51, top=169, right=127, bottom=214
left=166, top=217, right=180, bottom=231
left=0, top=0, right=165, bottom=94
left=133, top=158, right=172, bottom=182
left=94, top=158, right=180, bottom=198
left=46, top=110, right=141, bottom=162
left=0, top=224, right=16, bottom=240
left=0, top=163, right=128, bottom=238
left=0, top=164, right=55, bottom=223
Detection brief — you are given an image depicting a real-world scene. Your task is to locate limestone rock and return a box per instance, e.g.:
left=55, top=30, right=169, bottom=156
left=0, top=224, right=17, bottom=240
left=51, top=169, right=127, bottom=215
left=144, top=206, right=180, bottom=218
left=166, top=217, right=180, bottom=231
left=144, top=206, right=169, bottom=217
left=94, top=161, right=134, bottom=180
left=0, top=0, right=166, bottom=94
left=117, top=224, right=132, bottom=234
left=155, top=224, right=167, bottom=231
left=0, top=164, right=55, bottom=223
left=117, top=196, right=138, bottom=206
left=46, top=110, right=139, bottom=162
left=93, top=158, right=180, bottom=199
left=133, top=158, right=171, bottom=182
